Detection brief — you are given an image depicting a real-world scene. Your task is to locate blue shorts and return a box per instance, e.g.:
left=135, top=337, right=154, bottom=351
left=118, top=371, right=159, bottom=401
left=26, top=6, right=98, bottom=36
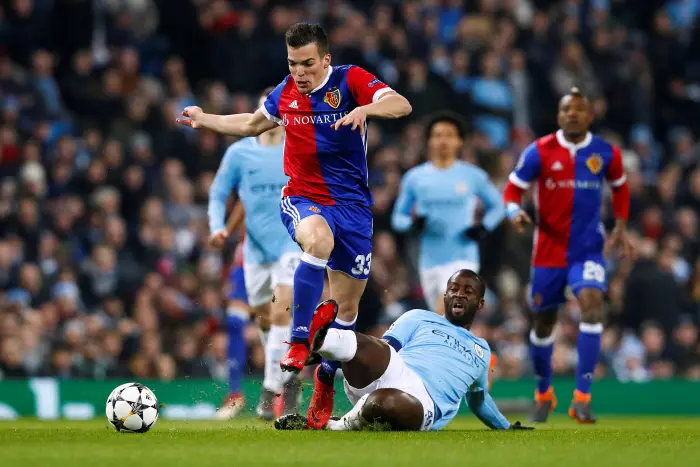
left=529, top=254, right=607, bottom=311
left=228, top=264, right=248, bottom=303
left=280, top=196, right=373, bottom=280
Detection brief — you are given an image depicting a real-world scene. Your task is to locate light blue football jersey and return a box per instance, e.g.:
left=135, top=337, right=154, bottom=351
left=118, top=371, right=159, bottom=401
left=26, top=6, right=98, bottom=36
left=208, top=137, right=299, bottom=265
left=383, top=309, right=509, bottom=431
left=391, top=161, right=505, bottom=270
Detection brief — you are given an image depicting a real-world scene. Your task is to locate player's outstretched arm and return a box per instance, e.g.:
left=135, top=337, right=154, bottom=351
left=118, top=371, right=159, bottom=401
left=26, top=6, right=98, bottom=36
left=465, top=389, right=511, bottom=430
left=465, top=361, right=533, bottom=430
left=465, top=390, right=533, bottom=430
left=177, top=107, right=278, bottom=137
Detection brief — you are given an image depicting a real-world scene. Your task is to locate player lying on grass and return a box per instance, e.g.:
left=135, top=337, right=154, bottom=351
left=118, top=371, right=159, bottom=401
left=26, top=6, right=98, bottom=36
left=275, top=269, right=533, bottom=431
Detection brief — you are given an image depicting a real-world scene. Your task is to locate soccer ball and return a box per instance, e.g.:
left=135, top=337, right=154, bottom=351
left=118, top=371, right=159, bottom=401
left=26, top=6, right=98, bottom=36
left=106, top=382, right=159, bottom=433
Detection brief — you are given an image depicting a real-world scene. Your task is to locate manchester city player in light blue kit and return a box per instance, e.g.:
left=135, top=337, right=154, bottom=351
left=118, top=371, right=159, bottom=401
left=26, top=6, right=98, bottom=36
left=391, top=112, right=505, bottom=315
left=275, top=269, right=533, bottom=431
left=209, top=88, right=302, bottom=420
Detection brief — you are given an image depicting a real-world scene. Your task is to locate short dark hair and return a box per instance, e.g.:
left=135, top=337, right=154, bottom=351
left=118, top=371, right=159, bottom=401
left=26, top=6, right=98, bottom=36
left=285, top=23, right=329, bottom=55
left=563, top=86, right=588, bottom=103
left=423, top=111, right=467, bottom=142
left=449, top=269, right=486, bottom=299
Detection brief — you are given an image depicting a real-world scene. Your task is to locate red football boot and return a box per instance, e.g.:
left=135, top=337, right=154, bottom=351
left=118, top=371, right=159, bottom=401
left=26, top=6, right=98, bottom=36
left=309, top=299, right=339, bottom=354
left=280, top=343, right=310, bottom=373
left=306, top=299, right=339, bottom=429
left=307, top=366, right=335, bottom=429
left=280, top=299, right=338, bottom=373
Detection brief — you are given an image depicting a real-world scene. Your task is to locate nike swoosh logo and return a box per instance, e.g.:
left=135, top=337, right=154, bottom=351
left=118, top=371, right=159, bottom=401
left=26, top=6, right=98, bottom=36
left=310, top=409, right=323, bottom=426
left=248, top=169, right=260, bottom=175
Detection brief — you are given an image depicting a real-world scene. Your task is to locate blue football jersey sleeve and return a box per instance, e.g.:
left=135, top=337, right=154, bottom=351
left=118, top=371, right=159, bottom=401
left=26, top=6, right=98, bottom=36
left=464, top=351, right=510, bottom=430
left=510, top=142, right=541, bottom=188
left=260, top=76, right=290, bottom=124
left=390, top=170, right=417, bottom=233
left=475, top=170, right=506, bottom=232
left=382, top=309, right=422, bottom=349
left=208, top=144, right=242, bottom=233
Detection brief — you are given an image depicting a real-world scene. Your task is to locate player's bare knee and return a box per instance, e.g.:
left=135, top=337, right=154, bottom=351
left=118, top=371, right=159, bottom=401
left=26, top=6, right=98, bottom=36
left=296, top=217, right=334, bottom=259
left=301, top=230, right=334, bottom=258
left=361, top=389, right=423, bottom=431
left=577, top=289, right=604, bottom=323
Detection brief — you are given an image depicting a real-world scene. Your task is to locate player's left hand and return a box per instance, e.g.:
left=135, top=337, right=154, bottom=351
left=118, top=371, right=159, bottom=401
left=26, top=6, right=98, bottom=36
left=332, top=107, right=367, bottom=136
left=509, top=421, right=534, bottom=430
left=606, top=226, right=634, bottom=259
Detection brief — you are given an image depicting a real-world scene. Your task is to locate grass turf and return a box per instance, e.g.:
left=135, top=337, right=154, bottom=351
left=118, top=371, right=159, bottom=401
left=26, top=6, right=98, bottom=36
left=2, top=416, right=699, bottom=467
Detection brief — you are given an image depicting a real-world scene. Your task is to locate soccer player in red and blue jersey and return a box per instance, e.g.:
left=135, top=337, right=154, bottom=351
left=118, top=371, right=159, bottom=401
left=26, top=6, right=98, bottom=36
left=176, top=23, right=412, bottom=429
left=502, top=88, right=632, bottom=423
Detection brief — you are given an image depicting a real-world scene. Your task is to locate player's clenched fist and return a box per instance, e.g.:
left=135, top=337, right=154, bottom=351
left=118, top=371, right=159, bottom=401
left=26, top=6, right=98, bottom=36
left=176, top=106, right=204, bottom=129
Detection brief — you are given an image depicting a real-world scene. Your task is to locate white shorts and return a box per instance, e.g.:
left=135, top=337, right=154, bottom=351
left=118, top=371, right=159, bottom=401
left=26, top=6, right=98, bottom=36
left=420, top=260, right=479, bottom=311
left=243, top=252, right=301, bottom=307
left=343, top=346, right=435, bottom=431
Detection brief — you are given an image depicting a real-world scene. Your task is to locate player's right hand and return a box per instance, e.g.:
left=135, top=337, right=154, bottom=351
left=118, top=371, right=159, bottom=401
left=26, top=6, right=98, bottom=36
left=208, top=229, right=228, bottom=249
left=509, top=210, right=532, bottom=233
left=176, top=106, right=204, bottom=129
left=509, top=421, right=534, bottom=430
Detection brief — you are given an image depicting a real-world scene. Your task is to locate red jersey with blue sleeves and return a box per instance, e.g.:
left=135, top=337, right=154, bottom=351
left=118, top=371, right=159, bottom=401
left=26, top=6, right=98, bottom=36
left=505, top=131, right=627, bottom=268
left=260, top=65, right=392, bottom=207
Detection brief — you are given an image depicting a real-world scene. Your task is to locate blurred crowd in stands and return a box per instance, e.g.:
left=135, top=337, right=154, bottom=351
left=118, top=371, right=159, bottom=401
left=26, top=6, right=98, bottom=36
left=1, top=0, right=699, bottom=383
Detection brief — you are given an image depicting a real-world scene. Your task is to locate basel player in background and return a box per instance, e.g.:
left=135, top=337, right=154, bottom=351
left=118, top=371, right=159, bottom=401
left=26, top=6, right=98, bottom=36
left=176, top=23, right=412, bottom=429
left=391, top=112, right=505, bottom=315
left=275, top=270, right=532, bottom=432
left=503, top=88, right=632, bottom=423
left=208, top=88, right=303, bottom=420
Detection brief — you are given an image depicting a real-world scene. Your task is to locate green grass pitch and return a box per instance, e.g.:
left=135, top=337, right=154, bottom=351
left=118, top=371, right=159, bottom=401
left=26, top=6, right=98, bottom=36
left=2, top=416, right=699, bottom=467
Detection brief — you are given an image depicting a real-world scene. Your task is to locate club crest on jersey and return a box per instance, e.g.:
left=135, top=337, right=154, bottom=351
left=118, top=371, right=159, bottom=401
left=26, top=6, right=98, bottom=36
left=586, top=154, right=603, bottom=174
left=308, top=206, right=321, bottom=213
left=474, top=344, right=485, bottom=359
left=455, top=182, right=468, bottom=194
left=324, top=88, right=341, bottom=109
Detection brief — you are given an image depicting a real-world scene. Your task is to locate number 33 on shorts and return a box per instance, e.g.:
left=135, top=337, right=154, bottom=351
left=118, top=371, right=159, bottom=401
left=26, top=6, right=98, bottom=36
left=351, top=253, right=372, bottom=276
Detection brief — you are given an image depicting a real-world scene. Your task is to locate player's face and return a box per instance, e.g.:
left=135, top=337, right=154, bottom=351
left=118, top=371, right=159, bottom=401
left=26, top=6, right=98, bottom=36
left=443, top=273, right=484, bottom=328
left=287, top=43, right=331, bottom=95
left=428, top=122, right=463, bottom=161
left=557, top=95, right=592, bottom=138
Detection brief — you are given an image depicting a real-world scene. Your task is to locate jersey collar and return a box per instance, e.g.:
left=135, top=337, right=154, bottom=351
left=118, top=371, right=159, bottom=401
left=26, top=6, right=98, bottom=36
left=310, top=66, right=333, bottom=94
left=556, top=129, right=592, bottom=155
